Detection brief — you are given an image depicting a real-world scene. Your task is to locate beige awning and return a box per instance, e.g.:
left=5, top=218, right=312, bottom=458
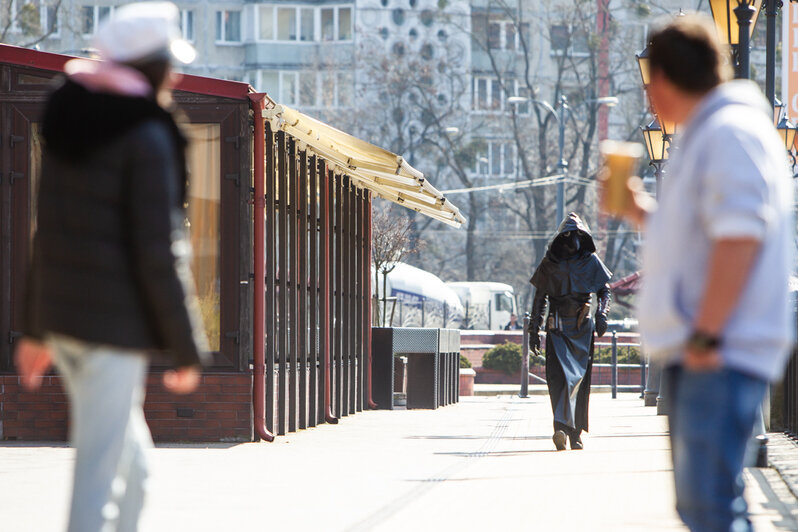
left=263, top=105, right=466, bottom=228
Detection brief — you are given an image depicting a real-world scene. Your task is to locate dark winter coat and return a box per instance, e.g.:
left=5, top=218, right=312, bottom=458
left=23, top=79, right=208, bottom=368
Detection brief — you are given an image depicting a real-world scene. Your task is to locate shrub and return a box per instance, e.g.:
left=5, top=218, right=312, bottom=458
left=482, top=341, right=524, bottom=375
left=594, top=345, right=641, bottom=365
left=459, top=354, right=472, bottom=369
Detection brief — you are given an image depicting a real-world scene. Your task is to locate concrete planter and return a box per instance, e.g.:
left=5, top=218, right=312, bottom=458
left=459, top=368, right=476, bottom=396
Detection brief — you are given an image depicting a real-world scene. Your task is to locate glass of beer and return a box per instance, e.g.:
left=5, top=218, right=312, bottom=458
left=599, top=140, right=644, bottom=216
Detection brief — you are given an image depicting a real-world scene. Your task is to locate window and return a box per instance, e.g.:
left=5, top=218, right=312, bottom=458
left=321, top=8, right=335, bottom=40
left=12, top=0, right=59, bottom=35
left=488, top=22, right=501, bottom=49
left=338, top=7, right=352, bottom=41
left=81, top=5, right=111, bottom=35
left=216, top=10, right=241, bottom=43
left=474, top=76, right=503, bottom=111
left=259, top=6, right=274, bottom=40
left=184, top=124, right=222, bottom=351
left=299, top=72, right=316, bottom=107
left=550, top=24, right=590, bottom=56
left=180, top=9, right=194, bottom=41
left=277, top=7, right=296, bottom=40
left=473, top=141, right=517, bottom=177
left=300, top=8, right=314, bottom=41
left=258, top=5, right=352, bottom=42
left=256, top=70, right=354, bottom=108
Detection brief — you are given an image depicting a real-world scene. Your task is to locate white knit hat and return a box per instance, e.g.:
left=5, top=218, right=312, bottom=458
left=93, top=2, right=196, bottom=65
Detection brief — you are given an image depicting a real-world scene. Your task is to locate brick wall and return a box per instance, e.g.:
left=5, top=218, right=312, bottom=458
left=0, top=373, right=253, bottom=443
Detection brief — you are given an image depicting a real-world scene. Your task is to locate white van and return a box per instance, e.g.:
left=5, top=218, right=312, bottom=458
left=374, top=263, right=464, bottom=328
left=446, top=282, right=518, bottom=330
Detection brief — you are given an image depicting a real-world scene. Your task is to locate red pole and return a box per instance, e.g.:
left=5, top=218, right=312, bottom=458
left=249, top=93, right=275, bottom=442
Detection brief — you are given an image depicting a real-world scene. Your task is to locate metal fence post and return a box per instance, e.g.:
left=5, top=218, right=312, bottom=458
left=611, top=331, right=618, bottom=399
left=640, top=350, right=647, bottom=399
left=520, top=313, right=530, bottom=398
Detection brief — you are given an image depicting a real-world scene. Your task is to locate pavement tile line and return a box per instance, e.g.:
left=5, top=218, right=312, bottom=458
left=344, top=402, right=516, bottom=532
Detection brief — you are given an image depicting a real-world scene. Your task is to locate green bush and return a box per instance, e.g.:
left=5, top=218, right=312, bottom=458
left=594, top=345, right=641, bottom=365
left=459, top=354, right=472, bottom=369
left=482, top=341, right=524, bottom=375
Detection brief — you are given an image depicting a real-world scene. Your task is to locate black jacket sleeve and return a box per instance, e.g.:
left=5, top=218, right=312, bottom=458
left=594, top=284, right=611, bottom=337
left=125, top=122, right=209, bottom=368
left=529, top=290, right=548, bottom=349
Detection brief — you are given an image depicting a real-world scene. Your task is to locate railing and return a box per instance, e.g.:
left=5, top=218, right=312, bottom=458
left=520, top=314, right=646, bottom=399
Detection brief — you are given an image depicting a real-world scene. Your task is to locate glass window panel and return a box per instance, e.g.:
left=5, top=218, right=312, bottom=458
left=338, top=7, right=352, bottom=41
left=277, top=8, right=296, bottom=40
left=300, top=8, right=314, bottom=41
left=519, top=22, right=530, bottom=47
left=550, top=24, right=569, bottom=51
left=215, top=11, right=222, bottom=41
left=490, top=143, right=501, bottom=175
left=98, top=6, right=110, bottom=24
left=488, top=22, right=501, bottom=49
left=337, top=71, right=353, bottom=107
left=321, top=71, right=335, bottom=107
left=81, top=6, right=94, bottom=34
left=259, top=6, right=274, bottom=40
left=504, top=144, right=515, bottom=175
left=573, top=28, right=589, bottom=54
left=180, top=10, right=194, bottom=41
left=299, top=72, right=316, bottom=107
left=225, top=11, right=241, bottom=42
left=490, top=79, right=501, bottom=110
left=45, top=4, right=58, bottom=33
left=259, top=70, right=279, bottom=95
left=321, top=8, right=334, bottom=41
left=476, top=78, right=487, bottom=110
left=281, top=72, right=297, bottom=105
left=30, top=123, right=42, bottom=243
left=505, top=23, right=515, bottom=50
left=184, top=124, right=222, bottom=352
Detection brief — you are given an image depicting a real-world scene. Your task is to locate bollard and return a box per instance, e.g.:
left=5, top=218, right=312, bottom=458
left=611, top=331, right=618, bottom=399
left=520, top=313, right=530, bottom=398
left=640, top=352, right=647, bottom=399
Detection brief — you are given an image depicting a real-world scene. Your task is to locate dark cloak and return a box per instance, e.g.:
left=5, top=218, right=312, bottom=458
left=529, top=213, right=612, bottom=434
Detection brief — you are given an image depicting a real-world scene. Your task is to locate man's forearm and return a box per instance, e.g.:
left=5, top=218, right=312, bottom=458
left=692, top=238, right=761, bottom=336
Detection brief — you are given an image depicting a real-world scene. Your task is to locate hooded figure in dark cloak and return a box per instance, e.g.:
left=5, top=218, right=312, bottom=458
left=529, top=213, right=611, bottom=451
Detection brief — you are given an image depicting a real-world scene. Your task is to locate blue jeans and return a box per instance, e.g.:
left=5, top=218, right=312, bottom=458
left=665, top=365, right=766, bottom=532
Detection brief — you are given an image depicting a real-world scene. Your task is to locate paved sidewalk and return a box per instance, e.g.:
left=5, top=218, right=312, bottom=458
left=2, top=395, right=798, bottom=531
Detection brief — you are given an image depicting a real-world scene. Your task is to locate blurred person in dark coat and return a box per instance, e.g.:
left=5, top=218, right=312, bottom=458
left=14, top=3, right=208, bottom=531
left=529, top=213, right=612, bottom=451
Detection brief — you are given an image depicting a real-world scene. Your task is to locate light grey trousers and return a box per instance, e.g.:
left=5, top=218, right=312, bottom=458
left=51, top=335, right=153, bottom=532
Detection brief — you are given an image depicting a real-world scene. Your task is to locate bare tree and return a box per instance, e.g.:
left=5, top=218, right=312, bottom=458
left=1, top=0, right=63, bottom=47
left=371, top=203, right=422, bottom=326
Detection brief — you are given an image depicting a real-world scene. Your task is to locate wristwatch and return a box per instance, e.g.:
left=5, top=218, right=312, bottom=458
left=686, top=330, right=722, bottom=352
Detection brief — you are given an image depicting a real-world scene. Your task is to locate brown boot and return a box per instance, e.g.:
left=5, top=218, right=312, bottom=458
left=569, top=432, right=583, bottom=450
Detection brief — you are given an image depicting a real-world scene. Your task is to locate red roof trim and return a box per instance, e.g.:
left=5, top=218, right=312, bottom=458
left=0, top=43, right=252, bottom=101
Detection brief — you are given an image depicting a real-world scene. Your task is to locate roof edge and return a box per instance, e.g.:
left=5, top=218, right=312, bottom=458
left=0, top=43, right=253, bottom=101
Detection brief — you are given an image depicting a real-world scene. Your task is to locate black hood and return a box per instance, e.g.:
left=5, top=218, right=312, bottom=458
left=530, top=212, right=611, bottom=296
left=548, top=212, right=597, bottom=259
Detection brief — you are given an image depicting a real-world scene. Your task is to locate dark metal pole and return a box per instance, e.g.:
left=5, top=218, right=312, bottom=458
left=611, top=331, right=618, bottom=399
left=765, top=0, right=778, bottom=106
left=734, top=0, right=755, bottom=80
left=520, top=312, right=530, bottom=398
left=556, top=95, right=568, bottom=224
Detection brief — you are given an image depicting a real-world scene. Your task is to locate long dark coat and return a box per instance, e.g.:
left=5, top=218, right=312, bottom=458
left=529, top=213, right=611, bottom=434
